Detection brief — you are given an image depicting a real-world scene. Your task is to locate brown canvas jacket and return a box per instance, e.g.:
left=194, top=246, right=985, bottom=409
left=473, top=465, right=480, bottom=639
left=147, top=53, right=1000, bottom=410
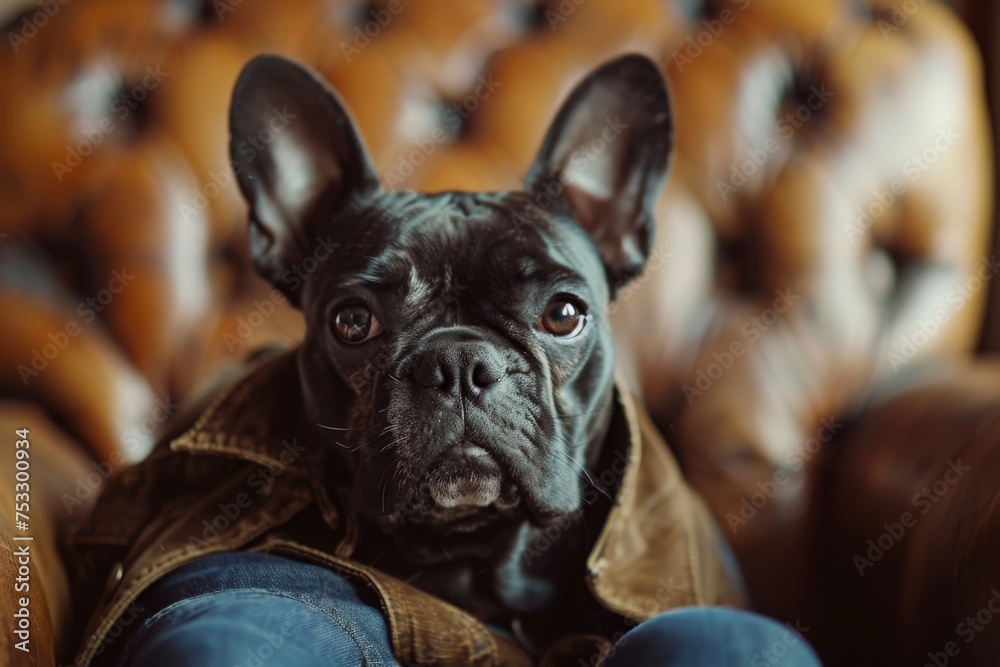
left=65, top=348, right=745, bottom=667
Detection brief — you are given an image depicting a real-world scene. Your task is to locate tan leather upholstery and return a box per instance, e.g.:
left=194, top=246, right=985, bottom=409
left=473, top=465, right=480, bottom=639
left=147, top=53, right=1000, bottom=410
left=0, top=0, right=994, bottom=663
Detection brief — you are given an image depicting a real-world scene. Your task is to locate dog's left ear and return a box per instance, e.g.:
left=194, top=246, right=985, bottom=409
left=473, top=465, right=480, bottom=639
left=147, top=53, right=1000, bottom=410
left=526, top=54, right=672, bottom=289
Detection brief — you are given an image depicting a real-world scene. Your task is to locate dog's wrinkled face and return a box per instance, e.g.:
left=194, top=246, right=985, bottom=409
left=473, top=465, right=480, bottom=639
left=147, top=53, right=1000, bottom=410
left=229, top=54, right=672, bottom=560
left=297, top=190, right=614, bottom=537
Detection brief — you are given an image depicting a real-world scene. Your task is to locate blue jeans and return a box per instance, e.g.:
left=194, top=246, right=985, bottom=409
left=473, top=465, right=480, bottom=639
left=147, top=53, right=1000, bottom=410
left=105, top=552, right=821, bottom=666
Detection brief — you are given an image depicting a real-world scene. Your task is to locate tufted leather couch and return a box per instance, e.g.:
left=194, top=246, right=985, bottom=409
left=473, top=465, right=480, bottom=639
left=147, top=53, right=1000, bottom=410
left=1, top=0, right=997, bottom=664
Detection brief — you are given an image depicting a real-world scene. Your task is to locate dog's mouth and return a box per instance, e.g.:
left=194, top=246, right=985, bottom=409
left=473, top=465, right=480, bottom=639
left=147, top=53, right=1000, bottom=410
left=426, top=444, right=506, bottom=508
left=379, top=442, right=523, bottom=533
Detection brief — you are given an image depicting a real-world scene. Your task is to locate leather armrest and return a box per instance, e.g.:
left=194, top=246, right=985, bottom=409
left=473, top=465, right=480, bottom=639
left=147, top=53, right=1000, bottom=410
left=821, top=360, right=1000, bottom=666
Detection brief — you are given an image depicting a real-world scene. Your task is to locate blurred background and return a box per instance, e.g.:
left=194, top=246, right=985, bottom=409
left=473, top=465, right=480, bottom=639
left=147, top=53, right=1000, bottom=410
left=2, top=0, right=1000, bottom=664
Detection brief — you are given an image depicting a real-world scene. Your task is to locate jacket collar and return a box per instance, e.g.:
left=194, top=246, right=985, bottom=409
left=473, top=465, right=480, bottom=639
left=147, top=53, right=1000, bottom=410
left=169, top=348, right=313, bottom=475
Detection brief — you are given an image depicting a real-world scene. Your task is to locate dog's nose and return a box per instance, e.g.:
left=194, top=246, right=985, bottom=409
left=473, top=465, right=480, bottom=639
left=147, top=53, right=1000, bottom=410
left=411, top=346, right=503, bottom=398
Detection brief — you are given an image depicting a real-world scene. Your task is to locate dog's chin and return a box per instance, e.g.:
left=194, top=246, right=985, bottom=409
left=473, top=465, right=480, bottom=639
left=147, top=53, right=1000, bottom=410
left=372, top=443, right=523, bottom=535
left=424, top=444, right=513, bottom=507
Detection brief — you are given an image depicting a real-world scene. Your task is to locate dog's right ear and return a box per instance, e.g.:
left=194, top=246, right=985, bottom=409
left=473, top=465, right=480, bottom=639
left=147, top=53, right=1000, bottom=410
left=229, top=55, right=378, bottom=303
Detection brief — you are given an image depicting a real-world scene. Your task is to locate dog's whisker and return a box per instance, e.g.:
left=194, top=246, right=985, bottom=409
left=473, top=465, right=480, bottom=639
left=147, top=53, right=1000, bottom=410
left=439, top=544, right=456, bottom=564
left=570, top=459, right=612, bottom=502
left=554, top=403, right=615, bottom=421
left=387, top=372, right=429, bottom=391
left=378, top=469, right=389, bottom=514
left=380, top=439, right=401, bottom=454
left=551, top=439, right=614, bottom=503
left=316, top=423, right=351, bottom=431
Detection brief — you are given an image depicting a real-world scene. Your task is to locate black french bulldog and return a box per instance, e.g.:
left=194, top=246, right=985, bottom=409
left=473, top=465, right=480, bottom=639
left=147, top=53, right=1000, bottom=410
left=228, top=52, right=671, bottom=622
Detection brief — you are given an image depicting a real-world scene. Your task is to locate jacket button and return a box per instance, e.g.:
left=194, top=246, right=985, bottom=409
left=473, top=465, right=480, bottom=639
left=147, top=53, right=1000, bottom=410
left=105, top=562, right=124, bottom=592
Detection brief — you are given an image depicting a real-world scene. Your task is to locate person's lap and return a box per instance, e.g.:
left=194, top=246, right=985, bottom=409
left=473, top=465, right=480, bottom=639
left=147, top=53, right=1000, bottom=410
left=99, top=552, right=821, bottom=667
left=101, top=552, right=398, bottom=667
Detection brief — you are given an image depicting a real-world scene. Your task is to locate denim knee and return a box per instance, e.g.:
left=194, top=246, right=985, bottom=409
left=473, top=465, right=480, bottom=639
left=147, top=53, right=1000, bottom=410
left=117, top=591, right=366, bottom=667
left=105, top=552, right=400, bottom=667
left=602, top=607, right=821, bottom=667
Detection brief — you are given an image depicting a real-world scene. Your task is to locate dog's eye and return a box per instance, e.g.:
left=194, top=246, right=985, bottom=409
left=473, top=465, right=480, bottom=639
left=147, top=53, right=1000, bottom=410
left=333, top=305, right=383, bottom=344
left=539, top=299, right=587, bottom=337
